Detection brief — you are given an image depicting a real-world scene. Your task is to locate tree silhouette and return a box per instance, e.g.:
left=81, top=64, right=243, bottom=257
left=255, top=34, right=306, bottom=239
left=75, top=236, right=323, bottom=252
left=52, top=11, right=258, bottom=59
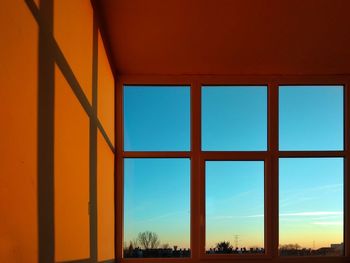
left=137, top=231, right=160, bottom=249
left=216, top=241, right=233, bottom=252
left=279, top=243, right=301, bottom=250
left=131, top=238, right=139, bottom=248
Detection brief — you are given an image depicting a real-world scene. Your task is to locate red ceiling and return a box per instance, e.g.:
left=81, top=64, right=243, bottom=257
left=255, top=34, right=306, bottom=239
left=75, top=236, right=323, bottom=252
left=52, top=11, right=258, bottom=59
left=95, top=0, right=350, bottom=75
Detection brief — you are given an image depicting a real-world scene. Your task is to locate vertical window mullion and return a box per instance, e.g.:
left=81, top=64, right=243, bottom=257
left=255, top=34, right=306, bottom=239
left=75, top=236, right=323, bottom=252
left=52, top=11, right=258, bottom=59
left=268, top=82, right=279, bottom=258
left=115, top=79, right=124, bottom=261
left=191, top=81, right=201, bottom=260
left=344, top=82, right=350, bottom=257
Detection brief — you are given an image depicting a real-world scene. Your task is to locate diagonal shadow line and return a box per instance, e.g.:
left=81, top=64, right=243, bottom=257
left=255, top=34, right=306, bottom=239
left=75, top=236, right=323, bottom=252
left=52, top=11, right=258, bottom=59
left=25, top=0, right=115, bottom=154
left=25, top=0, right=39, bottom=20
left=55, top=36, right=115, bottom=153
left=54, top=39, right=115, bottom=153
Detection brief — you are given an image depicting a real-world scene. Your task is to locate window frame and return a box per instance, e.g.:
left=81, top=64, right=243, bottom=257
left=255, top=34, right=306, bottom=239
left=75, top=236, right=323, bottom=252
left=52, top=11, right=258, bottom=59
left=115, top=75, right=350, bottom=263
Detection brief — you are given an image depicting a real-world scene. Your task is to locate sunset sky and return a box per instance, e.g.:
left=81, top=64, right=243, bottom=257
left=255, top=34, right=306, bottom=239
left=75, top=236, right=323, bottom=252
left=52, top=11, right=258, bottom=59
left=123, top=85, right=344, bottom=250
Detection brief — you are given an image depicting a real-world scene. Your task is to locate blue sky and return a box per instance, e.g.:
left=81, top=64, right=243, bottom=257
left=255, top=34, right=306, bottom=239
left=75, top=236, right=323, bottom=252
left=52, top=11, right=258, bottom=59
left=206, top=161, right=264, bottom=249
left=124, top=158, right=190, bottom=248
left=124, top=86, right=190, bottom=151
left=123, top=85, right=344, bottom=250
left=279, top=86, right=343, bottom=150
left=202, top=86, right=267, bottom=151
left=279, top=158, right=343, bottom=249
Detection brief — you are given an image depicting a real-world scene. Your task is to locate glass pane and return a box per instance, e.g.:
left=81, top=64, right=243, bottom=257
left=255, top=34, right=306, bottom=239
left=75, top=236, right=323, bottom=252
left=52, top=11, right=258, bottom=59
left=206, top=161, right=265, bottom=254
left=279, top=158, right=344, bottom=256
left=279, top=86, right=343, bottom=150
left=202, top=86, right=267, bottom=151
left=124, top=86, right=190, bottom=151
left=124, top=158, right=190, bottom=258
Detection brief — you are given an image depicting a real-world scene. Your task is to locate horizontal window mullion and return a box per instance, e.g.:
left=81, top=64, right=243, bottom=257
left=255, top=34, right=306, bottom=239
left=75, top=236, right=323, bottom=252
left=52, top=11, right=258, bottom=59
left=201, top=151, right=268, bottom=160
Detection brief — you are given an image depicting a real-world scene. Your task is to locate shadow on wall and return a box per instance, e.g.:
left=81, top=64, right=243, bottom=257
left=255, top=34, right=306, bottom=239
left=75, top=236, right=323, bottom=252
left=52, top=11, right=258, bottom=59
left=0, top=0, right=115, bottom=262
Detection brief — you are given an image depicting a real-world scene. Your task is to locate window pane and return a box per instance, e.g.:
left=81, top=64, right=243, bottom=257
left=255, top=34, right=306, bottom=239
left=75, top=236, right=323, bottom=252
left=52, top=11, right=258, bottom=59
left=124, top=86, right=190, bottom=151
left=206, top=161, right=265, bottom=254
left=124, top=158, right=190, bottom=258
left=202, top=86, right=267, bottom=151
left=279, top=86, right=343, bottom=150
left=279, top=158, right=344, bottom=256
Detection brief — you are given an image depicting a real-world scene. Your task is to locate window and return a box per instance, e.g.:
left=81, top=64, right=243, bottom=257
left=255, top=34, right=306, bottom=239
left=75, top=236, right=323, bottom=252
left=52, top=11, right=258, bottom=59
left=124, top=86, right=190, bottom=151
left=202, top=86, right=267, bottom=151
left=124, top=158, right=190, bottom=258
left=279, top=85, right=343, bottom=151
left=206, top=161, right=265, bottom=254
left=279, top=158, right=344, bottom=256
left=118, top=80, right=349, bottom=262
left=122, top=85, right=191, bottom=258
left=278, top=85, right=345, bottom=257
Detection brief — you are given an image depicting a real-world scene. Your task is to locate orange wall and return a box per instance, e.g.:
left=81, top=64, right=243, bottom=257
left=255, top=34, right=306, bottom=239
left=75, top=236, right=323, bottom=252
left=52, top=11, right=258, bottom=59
left=98, top=31, right=115, bottom=146
left=54, top=0, right=115, bottom=261
left=53, top=0, right=93, bottom=261
left=0, top=0, right=115, bottom=262
left=97, top=29, right=115, bottom=261
left=54, top=66, right=91, bottom=261
left=54, top=0, right=93, bottom=103
left=98, top=131, right=115, bottom=261
left=0, top=0, right=39, bottom=262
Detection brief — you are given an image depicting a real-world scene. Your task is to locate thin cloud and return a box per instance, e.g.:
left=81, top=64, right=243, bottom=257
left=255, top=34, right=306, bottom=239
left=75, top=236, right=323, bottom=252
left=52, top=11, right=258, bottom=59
left=133, top=210, right=190, bottom=223
left=312, top=221, right=342, bottom=225
left=209, top=211, right=343, bottom=221
left=280, top=184, right=342, bottom=208
left=245, top=214, right=264, bottom=218
left=280, top=211, right=343, bottom=217
left=311, top=215, right=343, bottom=220
left=208, top=214, right=262, bottom=220
left=282, top=183, right=342, bottom=195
